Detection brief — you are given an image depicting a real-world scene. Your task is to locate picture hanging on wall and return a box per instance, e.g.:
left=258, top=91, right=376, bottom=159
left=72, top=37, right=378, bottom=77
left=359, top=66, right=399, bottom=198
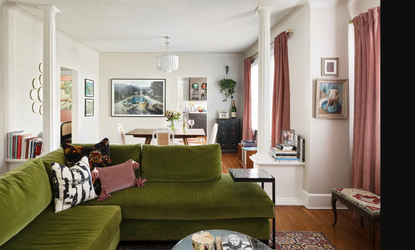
left=111, top=78, right=166, bottom=117
left=85, top=99, right=94, bottom=117
left=315, top=78, right=348, bottom=119
left=85, top=79, right=94, bottom=97
left=321, top=58, right=339, bottom=77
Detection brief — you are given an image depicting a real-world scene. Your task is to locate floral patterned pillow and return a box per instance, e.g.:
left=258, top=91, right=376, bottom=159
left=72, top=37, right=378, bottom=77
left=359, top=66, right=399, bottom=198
left=62, top=138, right=112, bottom=171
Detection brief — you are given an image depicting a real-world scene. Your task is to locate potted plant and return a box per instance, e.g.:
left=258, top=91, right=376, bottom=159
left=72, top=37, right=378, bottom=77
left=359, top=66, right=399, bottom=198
left=218, top=78, right=237, bottom=102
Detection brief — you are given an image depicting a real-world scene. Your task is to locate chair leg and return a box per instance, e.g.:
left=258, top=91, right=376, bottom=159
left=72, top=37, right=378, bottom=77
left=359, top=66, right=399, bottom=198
left=331, top=196, right=338, bottom=227
left=369, top=223, right=375, bottom=250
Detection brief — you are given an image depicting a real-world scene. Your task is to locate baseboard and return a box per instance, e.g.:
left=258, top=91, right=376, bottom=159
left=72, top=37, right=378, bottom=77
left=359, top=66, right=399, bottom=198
left=301, top=189, right=347, bottom=209
left=275, top=197, right=304, bottom=206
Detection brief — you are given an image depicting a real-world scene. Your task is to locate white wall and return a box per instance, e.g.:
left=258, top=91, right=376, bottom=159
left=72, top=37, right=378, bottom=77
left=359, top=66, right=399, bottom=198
left=99, top=52, right=244, bottom=144
left=0, top=2, right=100, bottom=172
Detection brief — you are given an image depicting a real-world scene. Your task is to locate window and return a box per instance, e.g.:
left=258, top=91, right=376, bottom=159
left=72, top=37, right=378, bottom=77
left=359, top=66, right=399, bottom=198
left=250, top=48, right=275, bottom=133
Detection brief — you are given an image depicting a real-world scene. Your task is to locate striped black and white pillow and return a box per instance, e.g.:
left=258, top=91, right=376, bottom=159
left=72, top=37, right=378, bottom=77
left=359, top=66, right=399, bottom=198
left=51, top=156, right=97, bottom=213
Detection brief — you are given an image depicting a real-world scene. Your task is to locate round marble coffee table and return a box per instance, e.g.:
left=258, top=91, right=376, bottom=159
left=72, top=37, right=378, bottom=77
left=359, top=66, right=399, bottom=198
left=172, top=229, right=272, bottom=250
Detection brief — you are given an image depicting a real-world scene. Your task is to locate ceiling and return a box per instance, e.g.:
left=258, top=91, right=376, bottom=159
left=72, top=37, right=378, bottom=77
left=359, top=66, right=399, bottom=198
left=13, top=0, right=301, bottom=53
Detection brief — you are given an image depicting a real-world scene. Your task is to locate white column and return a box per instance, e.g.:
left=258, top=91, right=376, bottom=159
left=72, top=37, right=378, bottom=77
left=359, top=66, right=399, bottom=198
left=38, top=5, right=60, bottom=153
left=255, top=6, right=273, bottom=156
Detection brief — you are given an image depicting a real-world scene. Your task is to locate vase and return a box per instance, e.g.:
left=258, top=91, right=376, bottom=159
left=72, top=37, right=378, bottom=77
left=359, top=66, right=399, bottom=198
left=170, top=120, right=178, bottom=132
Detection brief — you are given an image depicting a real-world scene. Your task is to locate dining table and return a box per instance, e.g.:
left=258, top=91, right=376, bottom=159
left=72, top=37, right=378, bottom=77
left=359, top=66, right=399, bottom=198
left=125, top=128, right=205, bottom=145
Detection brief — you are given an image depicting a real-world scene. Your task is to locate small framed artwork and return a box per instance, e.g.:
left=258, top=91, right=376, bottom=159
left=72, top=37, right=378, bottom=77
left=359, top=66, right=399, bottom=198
left=85, top=79, right=94, bottom=97
left=85, top=99, right=94, bottom=117
left=315, top=78, right=348, bottom=119
left=281, top=129, right=295, bottom=145
left=219, top=110, right=229, bottom=119
left=321, top=58, right=339, bottom=77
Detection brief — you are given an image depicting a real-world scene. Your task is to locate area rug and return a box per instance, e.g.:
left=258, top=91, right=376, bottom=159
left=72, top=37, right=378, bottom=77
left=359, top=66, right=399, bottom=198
left=116, top=231, right=338, bottom=250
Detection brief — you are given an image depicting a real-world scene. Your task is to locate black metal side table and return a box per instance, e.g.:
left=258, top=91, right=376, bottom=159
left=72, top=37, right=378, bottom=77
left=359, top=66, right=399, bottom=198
left=228, top=168, right=276, bottom=249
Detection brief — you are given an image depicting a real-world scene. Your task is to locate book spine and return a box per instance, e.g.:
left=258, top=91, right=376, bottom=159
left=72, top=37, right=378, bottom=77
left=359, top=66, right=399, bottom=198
left=17, top=135, right=22, bottom=159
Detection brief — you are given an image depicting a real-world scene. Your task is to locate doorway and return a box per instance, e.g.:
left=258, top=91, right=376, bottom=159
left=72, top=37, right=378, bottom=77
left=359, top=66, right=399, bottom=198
left=60, top=67, right=73, bottom=145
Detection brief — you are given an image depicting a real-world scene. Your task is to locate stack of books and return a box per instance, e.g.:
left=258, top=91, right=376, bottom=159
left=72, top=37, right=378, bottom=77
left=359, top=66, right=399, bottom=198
left=241, top=140, right=257, bottom=147
left=270, top=134, right=305, bottom=162
left=7, top=130, right=43, bottom=159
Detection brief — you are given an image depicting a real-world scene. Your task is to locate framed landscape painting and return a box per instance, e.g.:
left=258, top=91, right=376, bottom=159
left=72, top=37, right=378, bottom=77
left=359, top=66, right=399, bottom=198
left=111, top=79, right=166, bottom=117
left=315, top=78, right=348, bottom=119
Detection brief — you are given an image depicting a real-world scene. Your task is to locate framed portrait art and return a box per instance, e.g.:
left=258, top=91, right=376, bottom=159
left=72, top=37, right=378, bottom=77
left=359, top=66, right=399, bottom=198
left=111, top=78, right=166, bottom=117
left=315, top=78, right=348, bottom=119
left=321, top=58, right=339, bottom=77
left=85, top=79, right=94, bottom=97
left=85, top=99, right=94, bottom=117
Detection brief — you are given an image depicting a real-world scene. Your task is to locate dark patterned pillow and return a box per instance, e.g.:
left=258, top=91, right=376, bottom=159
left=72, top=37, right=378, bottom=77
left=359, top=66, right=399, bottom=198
left=62, top=138, right=111, bottom=171
left=51, top=156, right=97, bottom=212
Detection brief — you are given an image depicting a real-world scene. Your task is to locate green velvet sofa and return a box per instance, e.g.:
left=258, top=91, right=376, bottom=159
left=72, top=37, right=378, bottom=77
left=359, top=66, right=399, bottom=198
left=0, top=143, right=274, bottom=249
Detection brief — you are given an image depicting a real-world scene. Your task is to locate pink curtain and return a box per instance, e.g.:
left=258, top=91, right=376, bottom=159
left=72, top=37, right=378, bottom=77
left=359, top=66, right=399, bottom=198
left=271, top=31, right=290, bottom=147
left=242, top=57, right=253, bottom=140
left=351, top=6, right=381, bottom=196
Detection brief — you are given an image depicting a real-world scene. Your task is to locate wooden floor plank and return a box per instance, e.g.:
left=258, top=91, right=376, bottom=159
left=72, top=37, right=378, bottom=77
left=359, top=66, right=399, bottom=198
left=221, top=152, right=381, bottom=250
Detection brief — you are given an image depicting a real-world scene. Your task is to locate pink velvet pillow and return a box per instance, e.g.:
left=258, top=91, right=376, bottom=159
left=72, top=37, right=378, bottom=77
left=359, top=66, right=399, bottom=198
left=94, top=159, right=146, bottom=201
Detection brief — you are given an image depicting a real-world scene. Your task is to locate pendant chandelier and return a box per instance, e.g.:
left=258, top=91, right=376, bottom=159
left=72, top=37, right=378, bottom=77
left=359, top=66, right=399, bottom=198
left=156, top=36, right=179, bottom=74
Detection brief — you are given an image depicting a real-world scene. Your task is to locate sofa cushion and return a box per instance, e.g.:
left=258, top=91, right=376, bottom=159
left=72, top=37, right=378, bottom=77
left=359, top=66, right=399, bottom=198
left=51, top=156, right=97, bottom=212
left=40, top=143, right=142, bottom=194
left=0, top=204, right=121, bottom=250
left=62, top=138, right=112, bottom=171
left=95, top=159, right=140, bottom=201
left=0, top=158, right=52, bottom=246
left=82, top=174, right=274, bottom=220
left=141, top=144, right=222, bottom=182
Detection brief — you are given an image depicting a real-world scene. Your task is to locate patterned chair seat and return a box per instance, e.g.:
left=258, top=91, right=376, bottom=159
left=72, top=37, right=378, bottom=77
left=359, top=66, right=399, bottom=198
left=331, top=187, right=380, bottom=250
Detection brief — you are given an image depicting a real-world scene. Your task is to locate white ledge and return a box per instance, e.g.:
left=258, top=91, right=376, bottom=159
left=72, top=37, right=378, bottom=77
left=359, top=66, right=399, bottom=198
left=250, top=153, right=305, bottom=166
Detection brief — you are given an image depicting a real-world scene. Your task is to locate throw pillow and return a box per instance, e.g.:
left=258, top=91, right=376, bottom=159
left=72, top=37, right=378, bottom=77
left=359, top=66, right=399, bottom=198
left=51, top=156, right=97, bottom=213
left=62, top=138, right=112, bottom=171
left=93, top=159, right=145, bottom=201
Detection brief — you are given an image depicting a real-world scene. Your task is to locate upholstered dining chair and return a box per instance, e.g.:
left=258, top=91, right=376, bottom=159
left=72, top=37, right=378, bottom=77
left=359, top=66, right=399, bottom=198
left=152, top=128, right=175, bottom=145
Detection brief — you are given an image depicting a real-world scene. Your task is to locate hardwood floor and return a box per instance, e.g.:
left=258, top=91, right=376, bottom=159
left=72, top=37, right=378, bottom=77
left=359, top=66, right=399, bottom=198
left=221, top=152, right=381, bottom=250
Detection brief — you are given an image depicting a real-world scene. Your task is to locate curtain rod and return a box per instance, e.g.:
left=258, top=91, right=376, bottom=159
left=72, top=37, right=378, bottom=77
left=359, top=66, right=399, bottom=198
left=250, top=29, right=294, bottom=59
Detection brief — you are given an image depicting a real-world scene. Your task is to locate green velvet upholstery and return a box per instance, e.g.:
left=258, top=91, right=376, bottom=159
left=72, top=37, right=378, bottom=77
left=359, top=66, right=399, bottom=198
left=0, top=158, right=52, bottom=246
left=141, top=144, right=222, bottom=182
left=0, top=204, right=121, bottom=250
left=82, top=174, right=274, bottom=220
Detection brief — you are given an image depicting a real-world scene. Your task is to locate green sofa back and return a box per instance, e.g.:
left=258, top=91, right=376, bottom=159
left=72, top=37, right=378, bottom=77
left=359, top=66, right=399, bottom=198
left=141, top=144, right=222, bottom=182
left=0, top=158, right=52, bottom=246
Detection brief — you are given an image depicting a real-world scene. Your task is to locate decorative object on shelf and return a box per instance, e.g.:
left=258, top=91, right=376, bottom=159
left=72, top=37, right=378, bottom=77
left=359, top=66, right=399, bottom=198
left=85, top=99, right=94, bottom=117
left=30, top=62, right=43, bottom=115
left=165, top=110, right=181, bottom=132
left=321, top=57, right=339, bottom=77
left=189, top=77, right=207, bottom=101
left=218, top=110, right=229, bottom=119
left=315, top=78, right=348, bottom=119
left=281, top=129, right=295, bottom=145
left=111, top=78, right=166, bottom=117
left=156, top=36, right=179, bottom=74
left=218, top=65, right=237, bottom=102
left=85, top=79, right=94, bottom=97
left=231, top=100, right=237, bottom=119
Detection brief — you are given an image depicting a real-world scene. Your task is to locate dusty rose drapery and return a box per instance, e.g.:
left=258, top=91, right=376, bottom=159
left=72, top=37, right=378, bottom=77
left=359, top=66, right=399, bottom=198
left=271, top=31, right=290, bottom=146
left=351, top=6, right=381, bottom=196
left=242, top=57, right=252, bottom=140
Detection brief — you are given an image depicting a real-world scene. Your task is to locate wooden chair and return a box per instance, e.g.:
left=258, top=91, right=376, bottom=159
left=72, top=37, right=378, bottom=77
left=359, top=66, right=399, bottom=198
left=117, top=123, right=126, bottom=144
left=332, top=188, right=380, bottom=250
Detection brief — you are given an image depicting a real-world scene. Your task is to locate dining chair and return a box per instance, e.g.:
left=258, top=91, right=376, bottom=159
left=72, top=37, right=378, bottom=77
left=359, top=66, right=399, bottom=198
left=117, top=123, right=126, bottom=144
left=209, top=123, right=218, bottom=144
left=152, top=128, right=176, bottom=145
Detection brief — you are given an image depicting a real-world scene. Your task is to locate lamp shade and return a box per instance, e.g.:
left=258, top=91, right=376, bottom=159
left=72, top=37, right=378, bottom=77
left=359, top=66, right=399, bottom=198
left=156, top=54, right=179, bottom=74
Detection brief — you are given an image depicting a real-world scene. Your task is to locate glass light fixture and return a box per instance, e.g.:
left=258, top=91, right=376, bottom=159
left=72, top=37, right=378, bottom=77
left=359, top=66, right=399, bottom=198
left=156, top=36, right=179, bottom=74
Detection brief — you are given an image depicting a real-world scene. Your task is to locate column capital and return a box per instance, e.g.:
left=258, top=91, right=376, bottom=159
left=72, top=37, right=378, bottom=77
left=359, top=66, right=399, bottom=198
left=37, top=5, right=61, bottom=14
left=255, top=6, right=274, bottom=17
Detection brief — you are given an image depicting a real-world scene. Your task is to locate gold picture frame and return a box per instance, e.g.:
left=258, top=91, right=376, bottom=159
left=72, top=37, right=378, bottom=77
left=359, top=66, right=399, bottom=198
left=321, top=57, right=339, bottom=77
left=315, top=78, right=348, bottom=119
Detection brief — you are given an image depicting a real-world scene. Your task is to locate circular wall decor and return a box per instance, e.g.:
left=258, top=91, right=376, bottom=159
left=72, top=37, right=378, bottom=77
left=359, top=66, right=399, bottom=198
left=30, top=89, right=38, bottom=100
left=38, top=87, right=43, bottom=102
left=32, top=78, right=41, bottom=89
left=32, top=102, right=40, bottom=113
